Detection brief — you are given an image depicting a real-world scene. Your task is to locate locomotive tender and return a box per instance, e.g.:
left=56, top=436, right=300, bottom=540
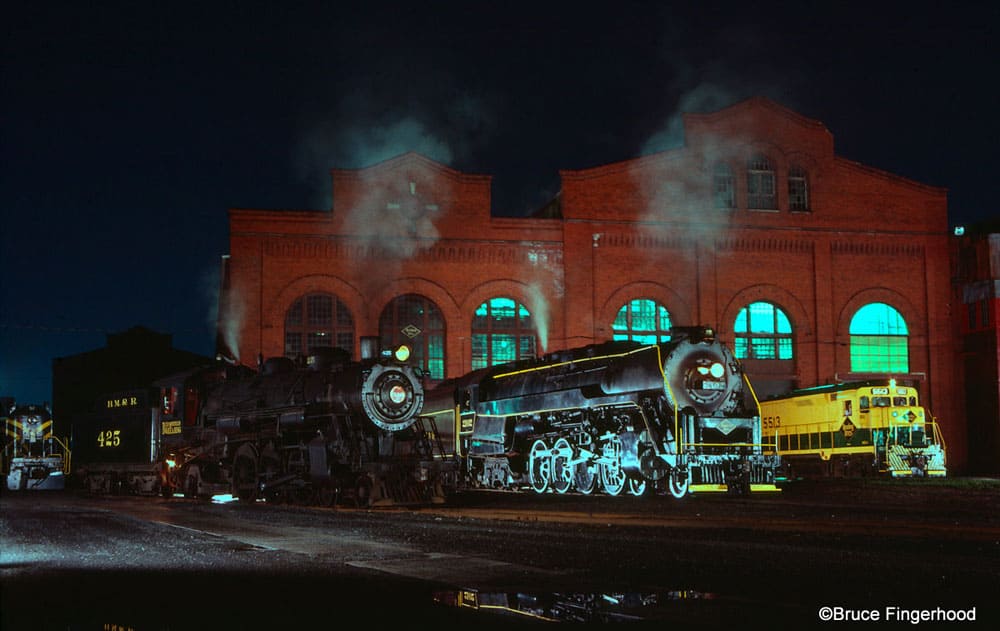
left=76, top=337, right=453, bottom=505
left=421, top=326, right=778, bottom=498
left=759, top=379, right=947, bottom=478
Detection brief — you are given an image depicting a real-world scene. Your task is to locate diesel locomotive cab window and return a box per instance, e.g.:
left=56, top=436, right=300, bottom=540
left=472, top=297, right=537, bottom=369
left=284, top=293, right=355, bottom=358
left=733, top=302, right=793, bottom=360
left=849, top=302, right=909, bottom=373
left=747, top=154, right=776, bottom=210
left=379, top=294, right=446, bottom=380
left=612, top=298, right=672, bottom=343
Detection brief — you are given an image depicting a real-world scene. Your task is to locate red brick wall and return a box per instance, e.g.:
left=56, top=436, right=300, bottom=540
left=220, top=100, right=965, bottom=471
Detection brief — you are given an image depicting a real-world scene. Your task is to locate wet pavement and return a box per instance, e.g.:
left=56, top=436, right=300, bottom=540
left=2, top=480, right=999, bottom=628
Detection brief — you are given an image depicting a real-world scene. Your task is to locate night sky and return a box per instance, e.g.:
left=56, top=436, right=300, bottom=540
left=2, top=1, right=997, bottom=407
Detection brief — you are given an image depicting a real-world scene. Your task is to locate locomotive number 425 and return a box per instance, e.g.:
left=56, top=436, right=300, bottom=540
left=97, top=429, right=122, bottom=448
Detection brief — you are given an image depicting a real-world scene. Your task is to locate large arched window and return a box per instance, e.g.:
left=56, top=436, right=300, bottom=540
left=472, top=297, right=536, bottom=369
left=379, top=294, right=446, bottom=380
left=747, top=154, right=776, bottom=210
left=734, top=302, right=793, bottom=359
left=850, top=303, right=909, bottom=372
left=284, top=293, right=354, bottom=358
left=612, top=298, right=672, bottom=343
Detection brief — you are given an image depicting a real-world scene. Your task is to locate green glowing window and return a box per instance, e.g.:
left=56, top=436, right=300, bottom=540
left=612, top=299, right=672, bottom=344
left=849, top=303, right=909, bottom=372
left=379, top=294, right=446, bottom=380
left=472, top=297, right=536, bottom=369
left=284, top=293, right=354, bottom=358
left=734, top=302, right=793, bottom=360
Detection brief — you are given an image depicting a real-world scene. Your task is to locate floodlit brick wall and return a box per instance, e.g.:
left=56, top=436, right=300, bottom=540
left=219, top=98, right=966, bottom=471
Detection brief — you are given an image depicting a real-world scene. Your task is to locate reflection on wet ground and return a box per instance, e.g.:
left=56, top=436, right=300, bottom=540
left=432, top=588, right=721, bottom=623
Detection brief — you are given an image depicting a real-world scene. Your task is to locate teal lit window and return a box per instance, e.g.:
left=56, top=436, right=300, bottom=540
left=734, top=302, right=793, bottom=360
left=379, top=294, right=446, bottom=380
left=612, top=299, right=672, bottom=344
left=471, top=297, right=536, bottom=369
left=849, top=303, right=909, bottom=372
left=284, top=293, right=354, bottom=358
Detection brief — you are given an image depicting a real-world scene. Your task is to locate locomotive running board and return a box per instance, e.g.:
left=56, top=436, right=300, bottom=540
left=689, top=483, right=781, bottom=493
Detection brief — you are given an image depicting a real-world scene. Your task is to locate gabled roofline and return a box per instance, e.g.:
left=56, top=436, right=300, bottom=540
left=683, top=96, right=830, bottom=134
left=330, top=151, right=491, bottom=185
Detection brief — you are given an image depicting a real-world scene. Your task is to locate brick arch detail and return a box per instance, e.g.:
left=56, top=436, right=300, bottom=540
left=837, top=288, right=923, bottom=339
left=266, top=275, right=366, bottom=329
left=835, top=287, right=926, bottom=377
left=462, top=279, right=544, bottom=322
left=721, top=284, right=813, bottom=340
left=597, top=282, right=692, bottom=341
left=368, top=277, right=462, bottom=332
left=462, top=279, right=554, bottom=345
left=261, top=275, right=367, bottom=360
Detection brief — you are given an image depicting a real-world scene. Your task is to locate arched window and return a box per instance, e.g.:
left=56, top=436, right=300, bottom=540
left=379, top=294, right=446, bottom=380
left=472, top=297, right=537, bottom=369
left=734, top=302, right=793, bottom=359
left=747, top=154, right=776, bottom=210
left=612, top=298, right=672, bottom=343
left=284, top=293, right=354, bottom=358
left=713, top=162, right=735, bottom=209
left=850, top=303, right=909, bottom=372
left=788, top=165, right=809, bottom=211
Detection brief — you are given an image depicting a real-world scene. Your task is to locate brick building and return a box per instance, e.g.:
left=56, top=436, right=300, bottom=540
left=952, top=226, right=1000, bottom=473
left=219, top=97, right=966, bottom=471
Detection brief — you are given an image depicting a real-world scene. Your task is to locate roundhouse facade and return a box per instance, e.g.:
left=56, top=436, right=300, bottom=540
left=219, top=97, right=964, bottom=471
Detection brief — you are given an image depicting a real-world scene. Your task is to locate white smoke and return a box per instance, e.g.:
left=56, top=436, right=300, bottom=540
left=202, top=258, right=243, bottom=362
left=525, top=248, right=564, bottom=354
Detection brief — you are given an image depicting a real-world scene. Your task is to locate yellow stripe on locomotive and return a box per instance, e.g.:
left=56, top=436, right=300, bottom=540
left=759, top=379, right=946, bottom=478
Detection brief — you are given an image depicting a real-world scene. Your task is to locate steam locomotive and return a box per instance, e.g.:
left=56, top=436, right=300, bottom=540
left=77, top=337, right=454, bottom=505
left=419, top=326, right=778, bottom=498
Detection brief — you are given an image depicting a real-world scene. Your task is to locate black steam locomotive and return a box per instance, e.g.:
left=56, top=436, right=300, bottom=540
left=420, top=326, right=778, bottom=498
left=77, top=337, right=453, bottom=506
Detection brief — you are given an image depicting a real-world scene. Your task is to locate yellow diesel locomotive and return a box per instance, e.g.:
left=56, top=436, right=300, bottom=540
left=759, top=380, right=946, bottom=479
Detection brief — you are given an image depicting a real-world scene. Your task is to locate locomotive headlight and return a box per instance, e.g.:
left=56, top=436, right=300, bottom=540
left=710, top=362, right=725, bottom=379
left=389, top=384, right=407, bottom=405
left=394, top=345, right=411, bottom=362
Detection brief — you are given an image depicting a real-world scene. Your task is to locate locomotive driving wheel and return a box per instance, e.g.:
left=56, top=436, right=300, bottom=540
left=668, top=467, right=690, bottom=499
left=550, top=438, right=574, bottom=493
left=628, top=477, right=647, bottom=496
left=575, top=460, right=597, bottom=494
left=600, top=436, right=626, bottom=496
left=528, top=438, right=550, bottom=493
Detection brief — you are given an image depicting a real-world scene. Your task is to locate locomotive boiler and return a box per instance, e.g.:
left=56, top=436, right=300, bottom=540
left=151, top=337, right=450, bottom=505
left=422, top=326, right=778, bottom=498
